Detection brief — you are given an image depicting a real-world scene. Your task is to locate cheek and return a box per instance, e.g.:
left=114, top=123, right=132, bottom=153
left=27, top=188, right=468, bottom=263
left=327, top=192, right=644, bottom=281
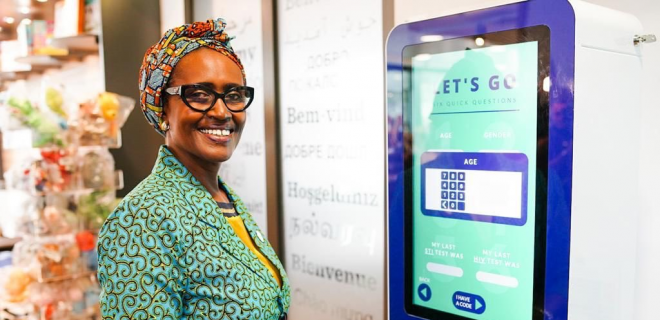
left=234, top=113, right=247, bottom=133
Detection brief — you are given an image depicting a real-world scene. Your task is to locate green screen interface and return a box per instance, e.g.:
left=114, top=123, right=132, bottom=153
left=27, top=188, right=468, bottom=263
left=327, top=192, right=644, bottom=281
left=407, top=33, right=547, bottom=320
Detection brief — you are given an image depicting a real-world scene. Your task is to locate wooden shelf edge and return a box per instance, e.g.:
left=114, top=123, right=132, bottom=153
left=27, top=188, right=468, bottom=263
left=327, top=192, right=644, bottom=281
left=50, top=34, right=99, bottom=52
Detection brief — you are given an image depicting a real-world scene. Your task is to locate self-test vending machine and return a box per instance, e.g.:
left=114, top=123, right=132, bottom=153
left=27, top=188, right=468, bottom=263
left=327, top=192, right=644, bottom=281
left=386, top=1, right=652, bottom=319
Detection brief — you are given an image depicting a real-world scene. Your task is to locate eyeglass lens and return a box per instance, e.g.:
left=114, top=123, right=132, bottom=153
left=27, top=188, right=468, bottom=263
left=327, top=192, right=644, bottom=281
left=182, top=86, right=252, bottom=111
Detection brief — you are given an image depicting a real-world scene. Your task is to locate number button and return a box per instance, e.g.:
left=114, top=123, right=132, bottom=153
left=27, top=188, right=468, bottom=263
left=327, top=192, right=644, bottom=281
left=458, top=172, right=465, bottom=181
left=442, top=181, right=449, bottom=190
left=449, top=182, right=457, bottom=190
left=442, top=191, right=449, bottom=199
left=442, top=171, right=449, bottom=180
left=449, top=172, right=457, bottom=180
left=458, top=182, right=465, bottom=191
left=449, top=202, right=457, bottom=210
left=450, top=192, right=457, bottom=200
left=458, top=192, right=465, bottom=201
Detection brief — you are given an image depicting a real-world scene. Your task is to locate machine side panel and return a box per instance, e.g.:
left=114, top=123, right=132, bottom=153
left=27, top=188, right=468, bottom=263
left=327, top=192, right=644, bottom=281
left=568, top=1, right=643, bottom=319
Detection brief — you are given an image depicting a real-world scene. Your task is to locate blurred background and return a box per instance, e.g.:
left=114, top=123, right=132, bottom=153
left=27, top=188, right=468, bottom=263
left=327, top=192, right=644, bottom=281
left=0, top=0, right=657, bottom=319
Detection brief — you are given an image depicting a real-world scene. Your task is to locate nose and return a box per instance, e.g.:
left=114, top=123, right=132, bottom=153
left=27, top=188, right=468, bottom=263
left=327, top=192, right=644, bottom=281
left=205, top=97, right=231, bottom=120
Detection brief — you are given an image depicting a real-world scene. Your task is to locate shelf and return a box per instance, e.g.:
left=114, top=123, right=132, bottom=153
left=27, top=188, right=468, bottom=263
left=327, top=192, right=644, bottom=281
left=0, top=237, right=21, bottom=251
left=37, top=271, right=94, bottom=284
left=49, top=34, right=99, bottom=52
left=0, top=35, right=100, bottom=81
left=14, top=55, right=63, bottom=67
left=31, top=188, right=97, bottom=197
left=0, top=71, right=31, bottom=81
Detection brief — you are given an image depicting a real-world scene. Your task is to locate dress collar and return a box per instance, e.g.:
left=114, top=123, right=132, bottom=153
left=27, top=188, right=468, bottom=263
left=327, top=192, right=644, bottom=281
left=150, top=144, right=245, bottom=211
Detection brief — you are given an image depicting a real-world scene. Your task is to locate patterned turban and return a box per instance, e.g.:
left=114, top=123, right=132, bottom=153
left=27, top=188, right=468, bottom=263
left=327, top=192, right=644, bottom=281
left=139, top=18, right=246, bottom=136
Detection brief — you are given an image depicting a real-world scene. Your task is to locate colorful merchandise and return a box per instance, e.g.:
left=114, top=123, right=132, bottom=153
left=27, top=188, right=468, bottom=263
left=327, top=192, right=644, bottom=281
left=0, top=84, right=133, bottom=318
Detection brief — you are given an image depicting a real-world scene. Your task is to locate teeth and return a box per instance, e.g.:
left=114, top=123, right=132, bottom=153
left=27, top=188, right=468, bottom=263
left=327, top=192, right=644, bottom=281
left=200, top=129, right=231, bottom=136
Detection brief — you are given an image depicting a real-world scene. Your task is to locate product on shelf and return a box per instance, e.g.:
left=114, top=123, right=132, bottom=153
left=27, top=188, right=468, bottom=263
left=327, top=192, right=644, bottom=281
left=12, top=233, right=83, bottom=282
left=77, top=92, right=133, bottom=147
left=75, top=190, right=120, bottom=232
left=0, top=84, right=133, bottom=319
left=5, top=97, right=65, bottom=148
left=3, top=268, right=34, bottom=303
left=79, top=147, right=114, bottom=190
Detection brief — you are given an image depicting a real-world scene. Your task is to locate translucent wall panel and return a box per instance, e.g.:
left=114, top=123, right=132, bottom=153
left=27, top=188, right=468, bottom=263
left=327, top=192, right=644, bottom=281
left=193, top=0, right=270, bottom=232
left=277, top=1, right=386, bottom=319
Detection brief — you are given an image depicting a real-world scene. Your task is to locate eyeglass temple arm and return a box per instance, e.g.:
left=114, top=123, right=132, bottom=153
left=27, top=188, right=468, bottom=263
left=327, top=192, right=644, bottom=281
left=165, top=86, right=182, bottom=95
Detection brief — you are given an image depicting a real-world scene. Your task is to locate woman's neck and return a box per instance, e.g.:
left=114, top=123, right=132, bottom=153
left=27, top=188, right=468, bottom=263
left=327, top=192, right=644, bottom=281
left=165, top=145, right=227, bottom=202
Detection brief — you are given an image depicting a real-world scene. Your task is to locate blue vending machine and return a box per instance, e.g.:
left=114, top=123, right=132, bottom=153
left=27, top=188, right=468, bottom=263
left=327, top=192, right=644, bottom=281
left=387, top=0, right=652, bottom=319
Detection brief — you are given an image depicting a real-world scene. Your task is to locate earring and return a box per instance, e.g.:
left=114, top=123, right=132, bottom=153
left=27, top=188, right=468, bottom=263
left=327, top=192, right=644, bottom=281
left=160, top=121, right=170, bottom=132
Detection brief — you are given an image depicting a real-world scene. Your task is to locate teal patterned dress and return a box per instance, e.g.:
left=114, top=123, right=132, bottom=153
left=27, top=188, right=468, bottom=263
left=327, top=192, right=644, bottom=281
left=97, top=145, right=290, bottom=320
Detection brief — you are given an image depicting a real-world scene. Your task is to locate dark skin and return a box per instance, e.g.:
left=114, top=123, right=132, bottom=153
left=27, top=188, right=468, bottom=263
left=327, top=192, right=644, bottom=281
left=162, top=48, right=247, bottom=203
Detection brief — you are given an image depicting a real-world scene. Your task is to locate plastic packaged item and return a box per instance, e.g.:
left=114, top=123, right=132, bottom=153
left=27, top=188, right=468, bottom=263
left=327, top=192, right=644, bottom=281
left=79, top=147, right=114, bottom=190
left=2, top=268, right=34, bottom=303
left=12, top=234, right=83, bottom=282
left=77, top=92, right=134, bottom=147
left=76, top=190, right=119, bottom=231
left=5, top=97, right=65, bottom=148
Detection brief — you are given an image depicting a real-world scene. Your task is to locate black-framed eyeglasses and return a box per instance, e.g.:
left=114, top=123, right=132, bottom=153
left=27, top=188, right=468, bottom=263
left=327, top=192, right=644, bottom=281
left=164, top=84, right=254, bottom=113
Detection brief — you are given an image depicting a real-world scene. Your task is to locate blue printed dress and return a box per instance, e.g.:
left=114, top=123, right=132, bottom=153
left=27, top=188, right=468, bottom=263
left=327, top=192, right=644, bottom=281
left=97, top=145, right=290, bottom=320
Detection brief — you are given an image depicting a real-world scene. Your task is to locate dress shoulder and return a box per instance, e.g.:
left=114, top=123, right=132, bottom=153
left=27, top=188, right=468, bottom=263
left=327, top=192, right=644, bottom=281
left=97, top=174, right=186, bottom=320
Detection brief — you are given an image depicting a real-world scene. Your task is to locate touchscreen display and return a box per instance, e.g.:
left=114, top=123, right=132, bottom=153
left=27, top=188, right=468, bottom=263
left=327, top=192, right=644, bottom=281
left=404, top=26, right=549, bottom=320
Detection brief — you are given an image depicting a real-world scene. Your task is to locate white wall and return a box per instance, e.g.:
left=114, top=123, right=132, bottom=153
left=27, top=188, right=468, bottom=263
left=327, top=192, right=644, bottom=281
left=159, top=0, right=186, bottom=33
left=277, top=1, right=386, bottom=319
left=394, top=1, right=660, bottom=320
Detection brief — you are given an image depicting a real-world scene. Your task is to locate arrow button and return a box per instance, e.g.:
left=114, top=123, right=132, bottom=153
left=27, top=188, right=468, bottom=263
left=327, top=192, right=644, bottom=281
left=441, top=201, right=448, bottom=209
left=475, top=299, right=484, bottom=312
left=452, top=291, right=486, bottom=315
left=417, top=283, right=432, bottom=302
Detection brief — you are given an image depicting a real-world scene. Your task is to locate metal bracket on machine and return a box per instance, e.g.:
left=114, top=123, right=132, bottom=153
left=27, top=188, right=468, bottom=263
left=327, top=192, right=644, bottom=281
left=634, top=34, right=657, bottom=45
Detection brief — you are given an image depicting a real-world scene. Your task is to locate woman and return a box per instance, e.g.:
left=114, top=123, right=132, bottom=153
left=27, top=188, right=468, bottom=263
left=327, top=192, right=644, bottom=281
left=97, top=19, right=290, bottom=320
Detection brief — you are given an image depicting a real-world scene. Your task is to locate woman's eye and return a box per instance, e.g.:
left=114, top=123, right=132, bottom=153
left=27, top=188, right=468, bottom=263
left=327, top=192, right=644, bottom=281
left=225, top=92, right=244, bottom=103
left=191, top=90, right=210, bottom=97
left=186, top=90, right=212, bottom=101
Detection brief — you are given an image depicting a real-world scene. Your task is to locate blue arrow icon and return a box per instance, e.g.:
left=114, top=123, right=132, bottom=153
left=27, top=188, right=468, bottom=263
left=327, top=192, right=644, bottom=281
left=418, top=283, right=432, bottom=302
left=475, top=299, right=483, bottom=311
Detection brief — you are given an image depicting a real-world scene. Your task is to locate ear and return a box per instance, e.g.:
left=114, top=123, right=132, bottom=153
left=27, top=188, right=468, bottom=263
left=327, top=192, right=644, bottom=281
left=161, top=98, right=169, bottom=121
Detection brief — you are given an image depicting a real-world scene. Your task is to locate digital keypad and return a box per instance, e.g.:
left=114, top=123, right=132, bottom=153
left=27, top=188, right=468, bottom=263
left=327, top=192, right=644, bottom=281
left=440, top=170, right=466, bottom=211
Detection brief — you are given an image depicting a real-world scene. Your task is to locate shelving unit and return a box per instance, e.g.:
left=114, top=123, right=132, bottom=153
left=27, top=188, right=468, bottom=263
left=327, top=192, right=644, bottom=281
left=0, top=237, right=20, bottom=251
left=0, top=1, right=149, bottom=318
left=0, top=91, right=133, bottom=319
left=0, top=34, right=100, bottom=86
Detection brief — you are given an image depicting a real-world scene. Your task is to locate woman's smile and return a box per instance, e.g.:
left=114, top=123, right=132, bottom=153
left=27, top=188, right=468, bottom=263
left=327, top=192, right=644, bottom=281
left=198, top=126, right=234, bottom=144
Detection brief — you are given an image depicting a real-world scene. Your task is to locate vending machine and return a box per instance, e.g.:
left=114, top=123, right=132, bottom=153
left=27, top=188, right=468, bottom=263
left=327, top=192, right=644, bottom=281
left=386, top=0, right=654, bottom=319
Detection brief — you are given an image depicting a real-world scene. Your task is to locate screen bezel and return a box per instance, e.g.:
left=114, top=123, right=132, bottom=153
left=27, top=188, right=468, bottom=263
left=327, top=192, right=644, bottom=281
left=402, top=25, right=551, bottom=320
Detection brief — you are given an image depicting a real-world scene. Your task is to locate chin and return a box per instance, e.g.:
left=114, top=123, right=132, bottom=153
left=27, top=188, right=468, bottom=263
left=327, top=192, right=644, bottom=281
left=201, top=146, right=236, bottom=163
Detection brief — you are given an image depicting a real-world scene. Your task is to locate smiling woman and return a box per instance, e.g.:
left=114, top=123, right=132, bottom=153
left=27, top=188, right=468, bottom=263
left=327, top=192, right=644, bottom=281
left=163, top=48, right=248, bottom=166
left=96, top=18, right=290, bottom=320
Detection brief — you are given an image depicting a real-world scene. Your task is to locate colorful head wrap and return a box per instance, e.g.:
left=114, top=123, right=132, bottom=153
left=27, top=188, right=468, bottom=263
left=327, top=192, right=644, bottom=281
left=138, top=18, right=246, bottom=136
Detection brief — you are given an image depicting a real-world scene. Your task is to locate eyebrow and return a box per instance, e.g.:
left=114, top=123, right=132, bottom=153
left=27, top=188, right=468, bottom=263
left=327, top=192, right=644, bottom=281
left=196, top=82, right=244, bottom=91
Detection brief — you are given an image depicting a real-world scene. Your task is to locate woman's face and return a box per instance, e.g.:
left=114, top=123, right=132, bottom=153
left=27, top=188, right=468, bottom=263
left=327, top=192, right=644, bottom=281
left=163, top=48, right=246, bottom=165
